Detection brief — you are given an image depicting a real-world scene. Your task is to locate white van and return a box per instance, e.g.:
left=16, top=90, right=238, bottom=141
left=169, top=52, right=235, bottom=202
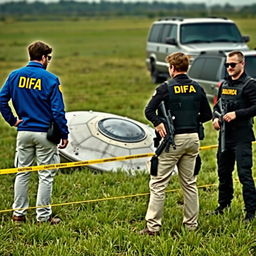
left=146, top=17, right=250, bottom=83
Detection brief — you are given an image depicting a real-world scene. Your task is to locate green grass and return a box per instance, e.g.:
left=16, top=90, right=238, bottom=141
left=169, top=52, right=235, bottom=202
left=0, top=17, right=255, bottom=256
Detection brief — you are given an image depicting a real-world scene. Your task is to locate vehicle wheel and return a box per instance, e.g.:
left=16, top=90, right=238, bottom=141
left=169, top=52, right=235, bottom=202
left=150, top=62, right=163, bottom=84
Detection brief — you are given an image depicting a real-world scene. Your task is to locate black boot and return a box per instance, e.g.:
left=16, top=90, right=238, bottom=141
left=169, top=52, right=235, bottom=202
left=244, top=212, right=255, bottom=222
left=208, top=204, right=230, bottom=215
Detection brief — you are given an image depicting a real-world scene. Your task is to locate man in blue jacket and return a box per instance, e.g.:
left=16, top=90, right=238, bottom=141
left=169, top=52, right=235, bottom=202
left=0, top=41, right=69, bottom=224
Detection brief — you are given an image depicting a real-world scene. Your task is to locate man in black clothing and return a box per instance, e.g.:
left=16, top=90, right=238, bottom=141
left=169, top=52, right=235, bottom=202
left=139, top=52, right=212, bottom=235
left=212, top=51, right=256, bottom=222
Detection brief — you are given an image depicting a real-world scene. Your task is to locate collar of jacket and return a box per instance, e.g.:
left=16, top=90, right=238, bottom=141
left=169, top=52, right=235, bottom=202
left=26, top=61, right=45, bottom=69
left=172, top=73, right=188, bottom=80
left=227, top=72, right=247, bottom=85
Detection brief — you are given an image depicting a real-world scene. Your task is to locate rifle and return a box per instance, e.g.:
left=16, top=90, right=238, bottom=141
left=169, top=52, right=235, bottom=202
left=159, top=101, right=176, bottom=152
left=214, top=98, right=227, bottom=153
left=150, top=101, right=176, bottom=176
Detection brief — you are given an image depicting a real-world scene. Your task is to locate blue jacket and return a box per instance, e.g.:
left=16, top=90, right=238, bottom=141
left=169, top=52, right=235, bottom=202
left=0, top=61, right=69, bottom=139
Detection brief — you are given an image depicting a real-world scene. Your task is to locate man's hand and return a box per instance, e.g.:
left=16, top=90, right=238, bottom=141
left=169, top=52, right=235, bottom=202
left=58, top=139, right=68, bottom=149
left=14, top=119, right=23, bottom=127
left=223, top=111, right=236, bottom=122
left=155, top=123, right=167, bottom=138
left=212, top=118, right=220, bottom=130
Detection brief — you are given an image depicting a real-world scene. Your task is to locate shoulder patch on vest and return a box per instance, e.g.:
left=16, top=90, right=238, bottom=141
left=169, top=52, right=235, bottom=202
left=222, top=88, right=237, bottom=95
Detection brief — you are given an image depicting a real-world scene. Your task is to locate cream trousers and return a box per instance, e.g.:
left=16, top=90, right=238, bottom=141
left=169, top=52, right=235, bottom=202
left=145, top=133, right=199, bottom=231
left=13, top=131, right=59, bottom=221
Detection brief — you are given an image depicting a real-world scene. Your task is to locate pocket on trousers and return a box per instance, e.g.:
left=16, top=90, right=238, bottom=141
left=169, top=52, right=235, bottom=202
left=14, top=151, right=19, bottom=168
left=191, top=139, right=200, bottom=153
left=48, top=153, right=60, bottom=177
left=53, top=152, right=60, bottom=164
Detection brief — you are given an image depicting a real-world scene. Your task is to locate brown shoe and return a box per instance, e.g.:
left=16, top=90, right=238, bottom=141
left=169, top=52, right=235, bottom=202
left=139, top=227, right=159, bottom=236
left=48, top=217, right=61, bottom=225
left=38, top=216, right=61, bottom=225
left=12, top=215, right=26, bottom=224
left=184, top=224, right=198, bottom=231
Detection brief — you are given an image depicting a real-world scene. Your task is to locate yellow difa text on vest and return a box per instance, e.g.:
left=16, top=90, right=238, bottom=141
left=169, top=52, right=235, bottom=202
left=173, top=85, right=196, bottom=94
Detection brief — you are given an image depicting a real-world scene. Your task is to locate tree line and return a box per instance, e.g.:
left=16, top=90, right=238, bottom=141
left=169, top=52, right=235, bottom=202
left=1, top=1, right=256, bottom=20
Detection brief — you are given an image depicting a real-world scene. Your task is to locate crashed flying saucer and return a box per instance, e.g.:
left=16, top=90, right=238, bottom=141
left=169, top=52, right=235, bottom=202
left=59, top=111, right=155, bottom=172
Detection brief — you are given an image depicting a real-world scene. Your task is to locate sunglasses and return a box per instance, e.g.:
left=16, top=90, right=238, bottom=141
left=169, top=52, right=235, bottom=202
left=47, top=55, right=52, bottom=61
left=224, top=62, right=240, bottom=68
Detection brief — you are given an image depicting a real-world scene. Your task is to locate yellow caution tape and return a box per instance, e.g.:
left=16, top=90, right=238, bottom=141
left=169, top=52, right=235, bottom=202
left=200, top=144, right=218, bottom=150
left=0, top=180, right=254, bottom=214
left=1, top=141, right=255, bottom=175
left=5, top=181, right=255, bottom=214
left=0, top=153, right=154, bottom=175
left=200, top=141, right=256, bottom=151
left=0, top=183, right=219, bottom=214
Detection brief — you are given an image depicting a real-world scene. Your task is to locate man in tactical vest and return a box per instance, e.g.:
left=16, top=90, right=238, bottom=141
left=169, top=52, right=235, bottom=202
left=139, top=52, right=212, bottom=235
left=212, top=51, right=256, bottom=222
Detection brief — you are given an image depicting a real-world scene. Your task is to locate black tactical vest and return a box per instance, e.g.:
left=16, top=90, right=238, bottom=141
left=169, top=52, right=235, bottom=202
left=165, top=78, right=201, bottom=133
left=221, top=77, right=253, bottom=110
left=221, top=77, right=253, bottom=127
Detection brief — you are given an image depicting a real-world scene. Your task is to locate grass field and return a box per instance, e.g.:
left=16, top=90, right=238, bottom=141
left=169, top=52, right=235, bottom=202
left=0, top=17, right=255, bottom=255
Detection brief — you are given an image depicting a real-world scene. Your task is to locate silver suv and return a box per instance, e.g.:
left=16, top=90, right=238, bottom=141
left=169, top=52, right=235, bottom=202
left=146, top=17, right=250, bottom=83
left=188, top=50, right=256, bottom=103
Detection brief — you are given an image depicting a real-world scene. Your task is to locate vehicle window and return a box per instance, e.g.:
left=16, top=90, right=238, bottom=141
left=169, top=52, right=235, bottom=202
left=245, top=55, right=256, bottom=78
left=159, top=24, right=177, bottom=43
left=200, top=58, right=222, bottom=81
left=169, top=24, right=177, bottom=40
left=148, top=24, right=163, bottom=43
left=220, top=65, right=228, bottom=80
left=180, top=23, right=242, bottom=44
left=188, top=58, right=205, bottom=79
left=159, top=24, right=171, bottom=43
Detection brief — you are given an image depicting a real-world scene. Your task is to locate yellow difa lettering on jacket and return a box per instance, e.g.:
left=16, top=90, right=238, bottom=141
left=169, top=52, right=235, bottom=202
left=173, top=85, right=196, bottom=94
left=18, top=76, right=42, bottom=90
left=222, top=88, right=237, bottom=95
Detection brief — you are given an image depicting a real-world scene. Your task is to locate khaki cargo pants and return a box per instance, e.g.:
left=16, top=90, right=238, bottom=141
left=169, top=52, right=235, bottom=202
left=145, top=133, right=199, bottom=231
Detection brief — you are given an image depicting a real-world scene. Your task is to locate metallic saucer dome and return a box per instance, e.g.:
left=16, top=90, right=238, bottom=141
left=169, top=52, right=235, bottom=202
left=59, top=111, right=156, bottom=173
left=98, top=117, right=146, bottom=143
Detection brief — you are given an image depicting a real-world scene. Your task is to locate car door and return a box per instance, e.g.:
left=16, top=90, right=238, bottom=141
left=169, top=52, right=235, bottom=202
left=188, top=56, right=223, bottom=102
left=146, top=24, right=163, bottom=67
left=245, top=55, right=256, bottom=78
left=158, top=24, right=178, bottom=73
